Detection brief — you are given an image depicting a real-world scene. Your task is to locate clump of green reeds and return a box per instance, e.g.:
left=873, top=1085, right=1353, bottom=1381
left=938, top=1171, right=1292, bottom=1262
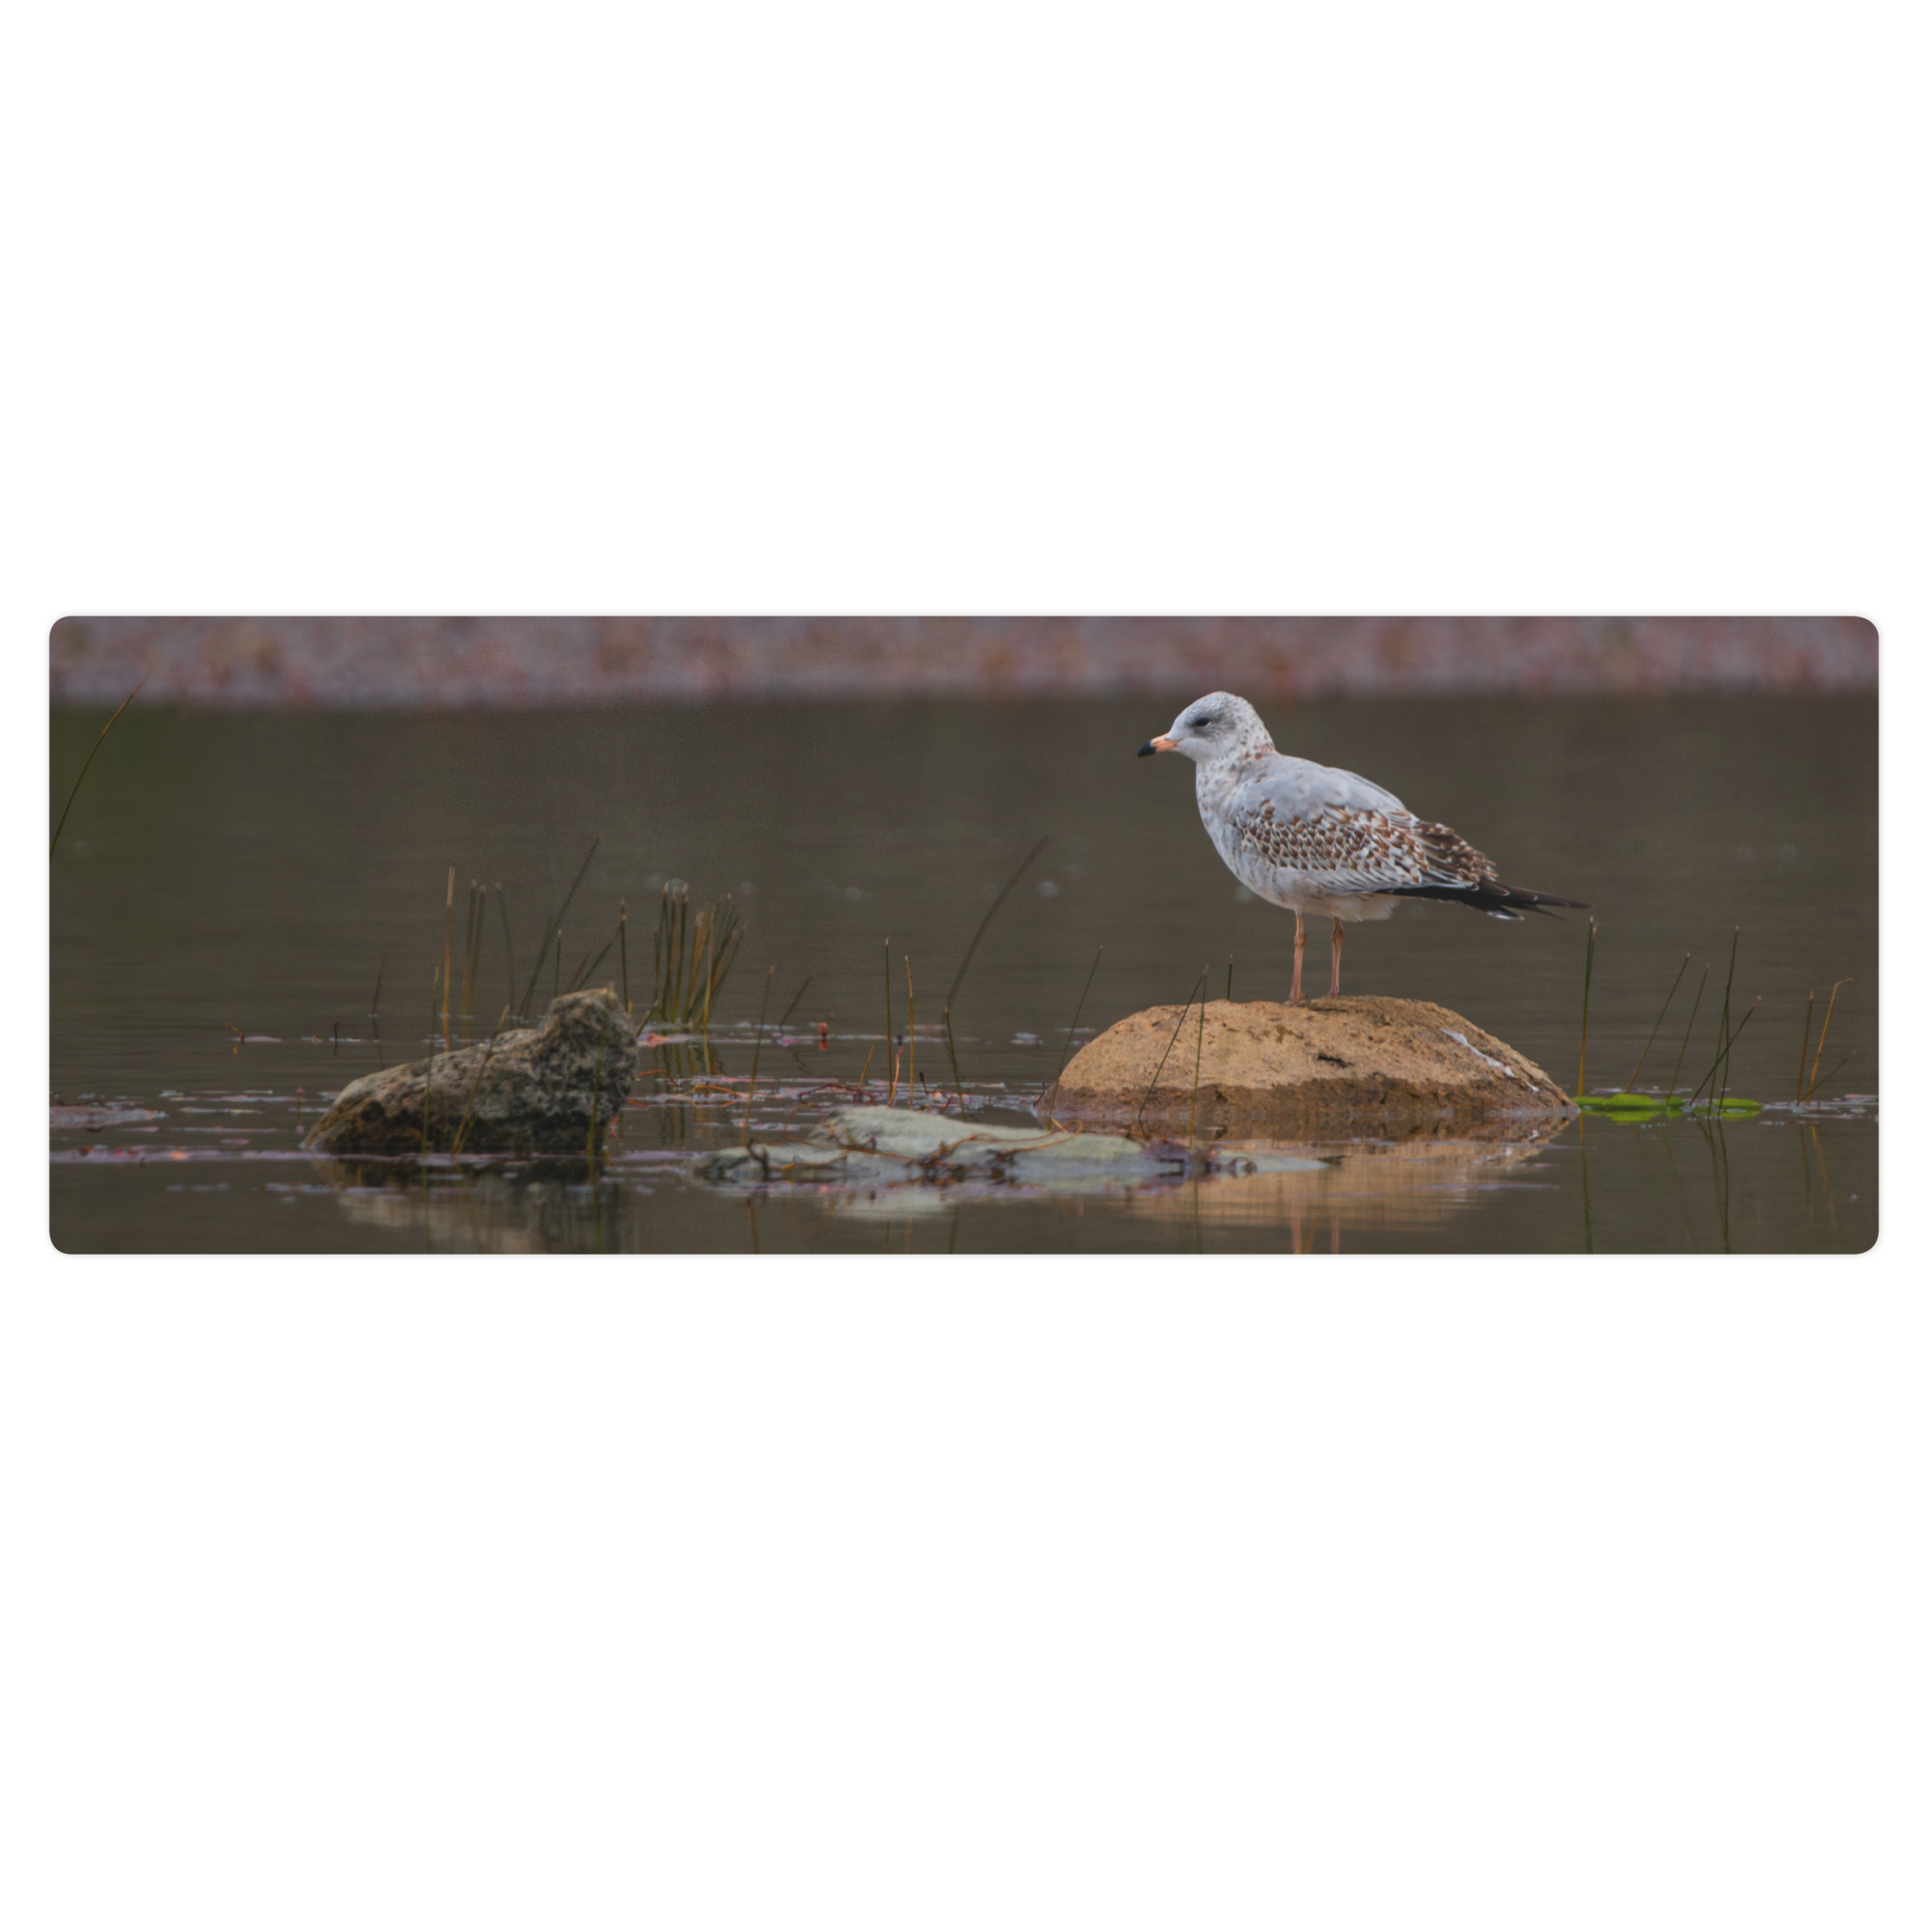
left=1577, top=935, right=1762, bottom=1121
left=650, top=882, right=743, bottom=1029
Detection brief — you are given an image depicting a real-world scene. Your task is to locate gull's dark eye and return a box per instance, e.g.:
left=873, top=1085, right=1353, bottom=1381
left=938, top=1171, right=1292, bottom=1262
left=1186, top=714, right=1209, bottom=729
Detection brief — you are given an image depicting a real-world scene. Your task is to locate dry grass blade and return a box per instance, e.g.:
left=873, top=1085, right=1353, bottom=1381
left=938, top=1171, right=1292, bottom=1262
left=50, top=677, right=146, bottom=859
left=1794, top=989, right=1816, bottom=1103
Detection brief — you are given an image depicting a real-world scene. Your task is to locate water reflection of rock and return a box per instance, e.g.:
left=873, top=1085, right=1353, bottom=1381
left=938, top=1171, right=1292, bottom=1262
left=310, top=1159, right=633, bottom=1253
left=1126, top=1121, right=1572, bottom=1242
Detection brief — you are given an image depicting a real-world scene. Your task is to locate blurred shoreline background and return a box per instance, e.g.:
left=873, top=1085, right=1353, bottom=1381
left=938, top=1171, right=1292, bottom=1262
left=50, top=615, right=1875, bottom=709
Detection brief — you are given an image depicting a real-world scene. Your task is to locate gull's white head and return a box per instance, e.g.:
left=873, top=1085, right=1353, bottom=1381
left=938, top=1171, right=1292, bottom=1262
left=1137, top=691, right=1272, bottom=765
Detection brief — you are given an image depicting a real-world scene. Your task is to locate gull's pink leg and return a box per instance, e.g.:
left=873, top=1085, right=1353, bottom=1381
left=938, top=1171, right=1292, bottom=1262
left=1290, top=912, right=1306, bottom=1004
left=1328, top=917, right=1344, bottom=999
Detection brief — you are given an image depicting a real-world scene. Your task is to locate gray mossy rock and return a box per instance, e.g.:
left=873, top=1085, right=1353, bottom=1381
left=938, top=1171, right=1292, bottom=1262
left=302, top=987, right=637, bottom=1155
left=1041, top=995, right=1573, bottom=1136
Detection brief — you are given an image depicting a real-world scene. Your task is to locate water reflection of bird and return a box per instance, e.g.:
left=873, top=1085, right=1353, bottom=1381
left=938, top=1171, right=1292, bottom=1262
left=1139, top=692, right=1589, bottom=1003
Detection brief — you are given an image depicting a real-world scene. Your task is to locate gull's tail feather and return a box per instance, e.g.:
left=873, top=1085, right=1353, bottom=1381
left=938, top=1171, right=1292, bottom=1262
left=1382, top=880, right=1591, bottom=922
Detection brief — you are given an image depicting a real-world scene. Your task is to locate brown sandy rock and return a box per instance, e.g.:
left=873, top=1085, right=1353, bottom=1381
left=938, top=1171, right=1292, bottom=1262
left=302, top=987, right=636, bottom=1155
left=1041, top=996, right=1573, bottom=1137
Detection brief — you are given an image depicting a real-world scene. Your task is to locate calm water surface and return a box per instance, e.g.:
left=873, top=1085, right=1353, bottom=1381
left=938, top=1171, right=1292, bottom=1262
left=49, top=696, right=1877, bottom=1253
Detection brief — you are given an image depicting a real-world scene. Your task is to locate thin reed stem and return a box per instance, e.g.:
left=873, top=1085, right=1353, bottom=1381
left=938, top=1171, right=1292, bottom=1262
left=946, top=837, right=1049, bottom=1011
left=441, top=867, right=455, bottom=1046
left=1806, top=979, right=1852, bottom=1100
left=1137, top=972, right=1208, bottom=1132
left=422, top=969, right=440, bottom=1160
left=1809, top=1051, right=1855, bottom=1099
left=1042, top=946, right=1104, bottom=1105
left=1628, top=952, right=1690, bottom=1092
left=568, top=912, right=627, bottom=994
left=883, top=937, right=894, bottom=1105
left=452, top=1007, right=511, bottom=1156
left=619, top=900, right=629, bottom=1013
left=1795, top=989, right=1815, bottom=1103
left=587, top=1041, right=603, bottom=1177
left=1187, top=967, right=1208, bottom=1146
left=777, top=975, right=813, bottom=1030
left=1576, top=917, right=1597, bottom=1096
left=459, top=882, right=479, bottom=1039
left=369, top=954, right=385, bottom=1038
left=905, top=955, right=917, bottom=1105
left=1226, top=955, right=1234, bottom=1004
left=942, top=1007, right=966, bottom=1113
left=1710, top=927, right=1739, bottom=1101
left=495, top=885, right=517, bottom=1018
left=50, top=678, right=146, bottom=859
left=1666, top=965, right=1709, bottom=1095
left=517, top=836, right=600, bottom=1018
left=743, top=965, right=775, bottom=1147
left=1690, top=997, right=1760, bottom=1104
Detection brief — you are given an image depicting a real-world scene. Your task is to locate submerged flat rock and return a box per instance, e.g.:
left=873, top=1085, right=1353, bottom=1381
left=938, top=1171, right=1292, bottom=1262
left=302, top=987, right=636, bottom=1155
left=699, top=1104, right=1324, bottom=1191
left=1041, top=996, right=1573, bottom=1136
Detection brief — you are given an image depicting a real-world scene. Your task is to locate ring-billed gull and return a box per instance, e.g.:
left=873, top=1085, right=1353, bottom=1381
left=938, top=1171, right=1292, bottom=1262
left=1139, top=692, right=1589, bottom=1003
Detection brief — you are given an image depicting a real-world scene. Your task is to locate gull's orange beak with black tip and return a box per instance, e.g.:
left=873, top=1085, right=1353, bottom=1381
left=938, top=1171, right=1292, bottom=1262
left=1137, top=736, right=1178, bottom=757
